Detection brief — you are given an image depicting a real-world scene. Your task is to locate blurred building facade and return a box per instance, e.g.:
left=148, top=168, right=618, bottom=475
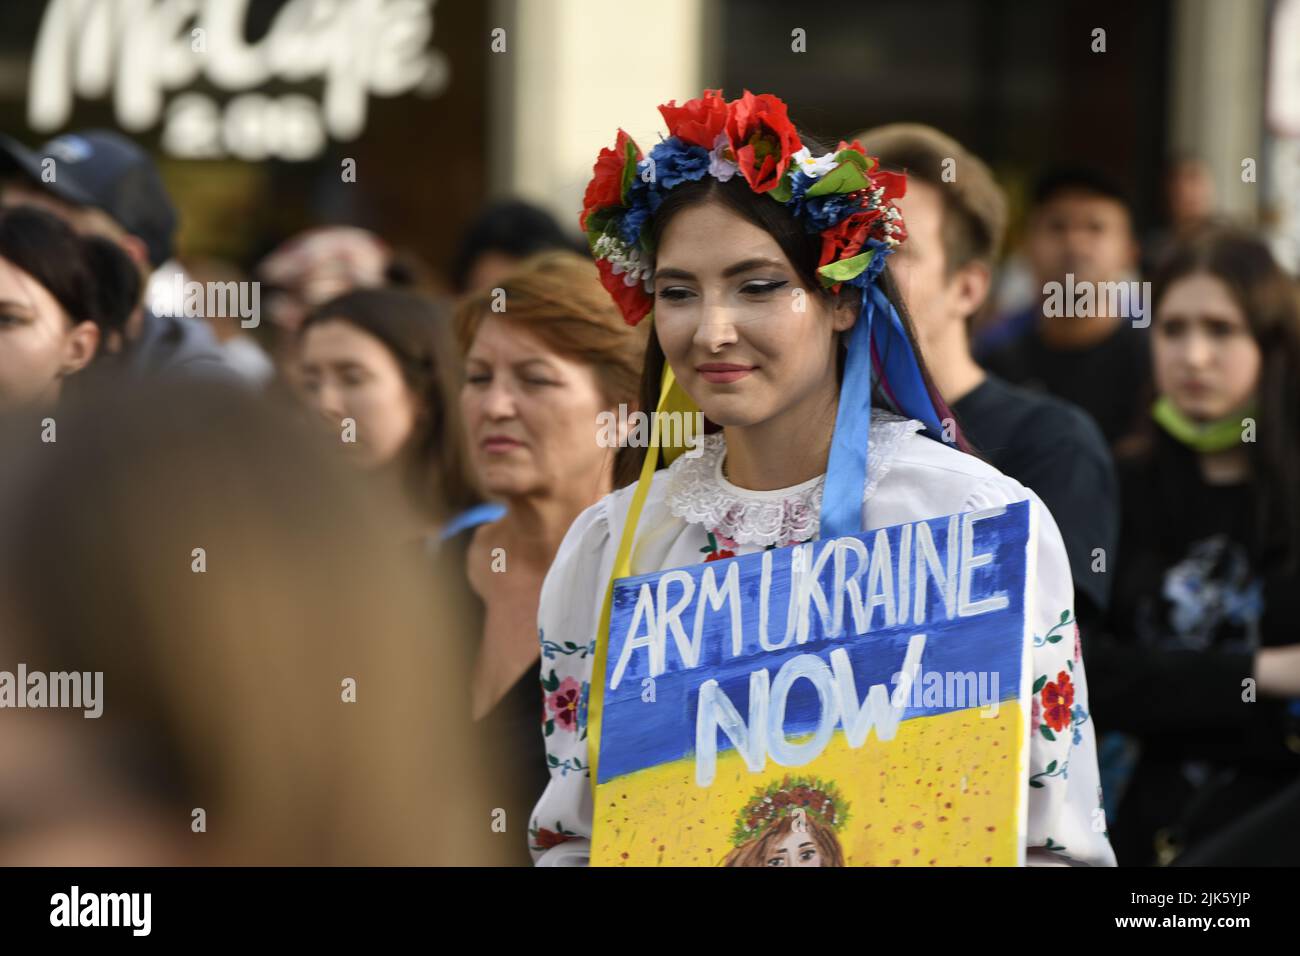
left=0, top=0, right=1293, bottom=281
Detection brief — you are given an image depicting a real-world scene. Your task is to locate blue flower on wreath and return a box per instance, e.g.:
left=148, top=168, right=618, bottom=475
left=842, top=238, right=895, bottom=289
left=784, top=168, right=862, bottom=233
left=801, top=192, right=863, bottom=233
left=619, top=204, right=652, bottom=246
left=647, top=137, right=712, bottom=190
left=621, top=137, right=711, bottom=247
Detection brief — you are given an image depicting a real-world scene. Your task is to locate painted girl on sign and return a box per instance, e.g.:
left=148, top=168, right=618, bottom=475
left=723, top=777, right=847, bottom=867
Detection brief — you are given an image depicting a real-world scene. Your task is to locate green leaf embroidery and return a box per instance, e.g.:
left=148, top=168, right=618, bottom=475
left=1032, top=675, right=1047, bottom=694
left=1040, top=725, right=1056, bottom=741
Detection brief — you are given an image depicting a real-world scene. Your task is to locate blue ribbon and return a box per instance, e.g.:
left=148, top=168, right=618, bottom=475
left=819, top=283, right=945, bottom=540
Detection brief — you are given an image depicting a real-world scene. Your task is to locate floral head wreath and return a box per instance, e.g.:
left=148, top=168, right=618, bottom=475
left=579, top=89, right=950, bottom=543
left=580, top=89, right=907, bottom=327
left=731, top=775, right=850, bottom=847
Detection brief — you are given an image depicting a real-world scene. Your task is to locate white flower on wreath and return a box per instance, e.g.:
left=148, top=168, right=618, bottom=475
left=792, top=146, right=838, bottom=178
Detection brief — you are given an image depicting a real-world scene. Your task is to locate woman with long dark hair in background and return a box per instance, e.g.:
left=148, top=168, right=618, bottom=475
left=1090, top=228, right=1300, bottom=865
left=296, top=287, right=476, bottom=538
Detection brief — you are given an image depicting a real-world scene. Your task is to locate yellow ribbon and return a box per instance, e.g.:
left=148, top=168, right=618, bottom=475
left=586, top=355, right=698, bottom=792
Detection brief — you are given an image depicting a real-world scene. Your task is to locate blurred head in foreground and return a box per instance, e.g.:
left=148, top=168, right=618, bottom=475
left=0, top=379, right=503, bottom=865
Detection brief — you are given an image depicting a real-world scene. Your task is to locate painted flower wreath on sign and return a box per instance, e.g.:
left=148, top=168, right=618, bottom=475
left=580, top=89, right=908, bottom=327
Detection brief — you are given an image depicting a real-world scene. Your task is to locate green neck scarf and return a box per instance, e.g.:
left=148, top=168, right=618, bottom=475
left=1152, top=396, right=1256, bottom=453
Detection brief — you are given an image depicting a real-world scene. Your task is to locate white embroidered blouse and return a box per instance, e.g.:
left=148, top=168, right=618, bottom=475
left=528, top=411, right=1116, bottom=867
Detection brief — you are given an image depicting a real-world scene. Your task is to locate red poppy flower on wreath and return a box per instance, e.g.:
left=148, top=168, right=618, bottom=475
left=1040, top=671, right=1075, bottom=732
left=725, top=90, right=802, bottom=193
left=595, top=257, right=652, bottom=326
left=819, top=209, right=883, bottom=271
left=659, top=88, right=730, bottom=149
left=580, top=128, right=639, bottom=231
left=872, top=167, right=908, bottom=205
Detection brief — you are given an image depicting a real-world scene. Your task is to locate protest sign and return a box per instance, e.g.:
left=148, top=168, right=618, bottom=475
left=590, top=501, right=1035, bottom=866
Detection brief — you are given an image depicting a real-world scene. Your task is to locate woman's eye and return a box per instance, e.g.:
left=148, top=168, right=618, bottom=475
left=800, top=849, right=816, bottom=862
left=523, top=378, right=556, bottom=387
left=465, top=373, right=490, bottom=385
left=741, top=280, right=788, bottom=296
left=657, top=287, right=694, bottom=302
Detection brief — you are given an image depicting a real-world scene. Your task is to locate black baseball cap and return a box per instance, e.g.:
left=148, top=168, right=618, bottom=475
left=0, top=129, right=177, bottom=267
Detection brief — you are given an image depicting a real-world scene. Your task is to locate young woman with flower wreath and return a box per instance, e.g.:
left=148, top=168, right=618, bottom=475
left=527, top=90, right=1115, bottom=867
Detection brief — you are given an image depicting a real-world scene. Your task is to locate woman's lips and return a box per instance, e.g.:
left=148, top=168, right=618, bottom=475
left=481, top=436, right=524, bottom=454
left=697, top=364, right=755, bottom=384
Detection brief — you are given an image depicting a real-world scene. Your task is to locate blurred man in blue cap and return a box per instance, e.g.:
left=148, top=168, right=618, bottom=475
left=0, top=128, right=235, bottom=379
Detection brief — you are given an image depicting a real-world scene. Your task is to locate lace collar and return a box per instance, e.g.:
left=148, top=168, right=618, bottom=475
left=664, top=411, right=926, bottom=547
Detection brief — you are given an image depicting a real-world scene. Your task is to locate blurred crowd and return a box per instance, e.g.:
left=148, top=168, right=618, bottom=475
left=0, top=120, right=1298, bottom=867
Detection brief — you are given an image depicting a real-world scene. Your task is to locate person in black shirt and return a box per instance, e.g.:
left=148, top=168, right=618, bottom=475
left=857, top=124, right=1118, bottom=627
left=1087, top=229, right=1300, bottom=865
left=978, top=167, right=1152, bottom=446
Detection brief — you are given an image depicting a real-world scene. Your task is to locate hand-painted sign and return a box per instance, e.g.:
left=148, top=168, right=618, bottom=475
left=592, top=501, right=1035, bottom=866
